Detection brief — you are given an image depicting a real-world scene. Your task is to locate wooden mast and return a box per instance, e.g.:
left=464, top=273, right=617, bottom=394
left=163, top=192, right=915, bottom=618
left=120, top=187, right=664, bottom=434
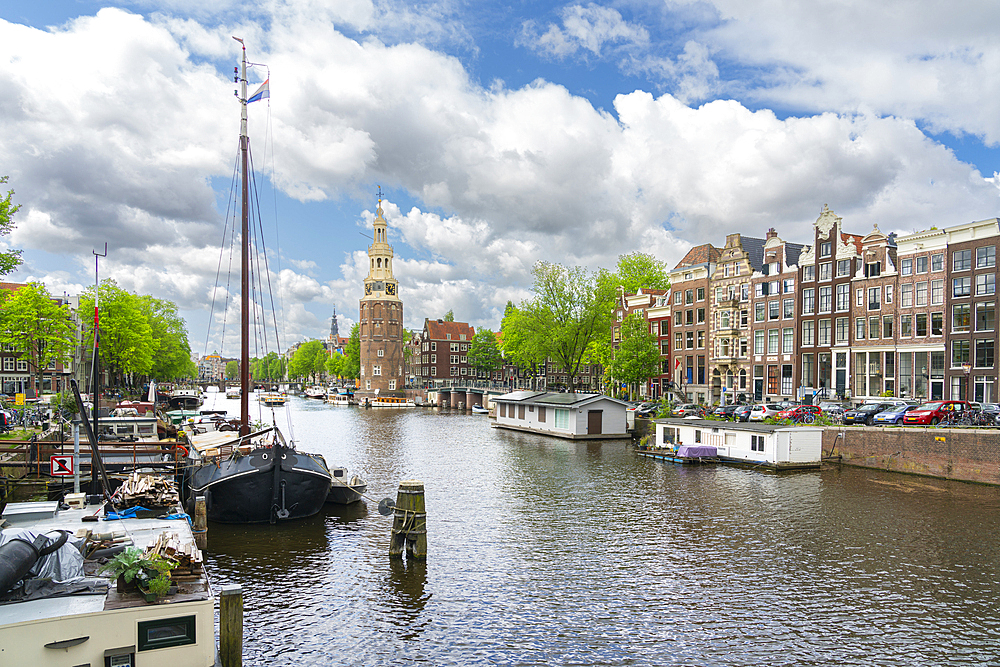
left=237, top=38, right=250, bottom=436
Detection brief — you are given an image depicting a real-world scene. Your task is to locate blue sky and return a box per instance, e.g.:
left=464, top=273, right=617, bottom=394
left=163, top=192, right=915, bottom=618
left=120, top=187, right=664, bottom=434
left=3, top=0, right=1000, bottom=358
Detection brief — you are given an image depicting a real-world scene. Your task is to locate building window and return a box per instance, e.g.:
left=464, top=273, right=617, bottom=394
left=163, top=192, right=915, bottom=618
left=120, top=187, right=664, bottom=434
left=697, top=308, right=706, bottom=324
left=856, top=318, right=865, bottom=340
left=901, top=258, right=913, bottom=275
left=916, top=313, right=928, bottom=337
left=836, top=317, right=849, bottom=343
left=697, top=287, right=705, bottom=301
left=976, top=303, right=996, bottom=331
left=953, top=304, right=971, bottom=333
left=818, top=319, right=831, bottom=346
left=952, top=340, right=970, bottom=367
left=836, top=284, right=849, bottom=311
left=865, top=262, right=881, bottom=278
left=837, top=259, right=851, bottom=276
left=450, top=367, right=458, bottom=376
left=802, top=353, right=815, bottom=386
left=931, top=312, right=943, bottom=336
left=915, top=282, right=928, bottom=306
left=886, top=284, right=893, bottom=304
left=767, top=329, right=779, bottom=354
left=388, top=379, right=397, bottom=390
left=976, top=273, right=996, bottom=296
left=975, top=340, right=995, bottom=368
left=16, top=360, right=27, bottom=372
left=819, top=262, right=832, bottom=280
left=783, top=278, right=794, bottom=293
left=783, top=299, right=794, bottom=319
left=782, top=328, right=794, bottom=353
left=372, top=365, right=381, bottom=376
left=953, top=249, right=972, bottom=271
left=868, top=287, right=880, bottom=310
left=674, top=311, right=682, bottom=326
left=977, top=246, right=996, bottom=268
left=686, top=310, right=694, bottom=325
left=803, top=265, right=815, bottom=281
left=802, top=289, right=815, bottom=314
left=755, top=303, right=766, bottom=322
left=686, top=331, right=694, bottom=349
left=953, top=277, right=972, bottom=297
left=674, top=291, right=682, bottom=305
left=769, top=301, right=779, bottom=320
left=883, top=315, right=894, bottom=338
left=900, top=284, right=913, bottom=308
left=697, top=331, right=705, bottom=348
left=781, top=365, right=793, bottom=395
left=820, top=242, right=831, bottom=258
left=818, top=286, right=832, bottom=312
left=900, top=314, right=912, bottom=337
left=931, top=279, right=944, bottom=305
left=802, top=320, right=815, bottom=346
left=377, top=349, right=384, bottom=357
left=754, top=330, right=765, bottom=355
left=869, top=316, right=880, bottom=339
left=931, top=253, right=944, bottom=271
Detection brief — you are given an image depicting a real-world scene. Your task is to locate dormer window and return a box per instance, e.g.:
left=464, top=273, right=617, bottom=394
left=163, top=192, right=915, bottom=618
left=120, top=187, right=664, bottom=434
left=820, top=242, right=832, bottom=258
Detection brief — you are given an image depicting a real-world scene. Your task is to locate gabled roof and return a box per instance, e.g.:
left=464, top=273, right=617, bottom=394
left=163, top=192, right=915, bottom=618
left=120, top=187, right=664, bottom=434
left=784, top=242, right=805, bottom=266
left=425, top=319, right=475, bottom=341
left=738, top=235, right=766, bottom=272
left=672, top=243, right=721, bottom=270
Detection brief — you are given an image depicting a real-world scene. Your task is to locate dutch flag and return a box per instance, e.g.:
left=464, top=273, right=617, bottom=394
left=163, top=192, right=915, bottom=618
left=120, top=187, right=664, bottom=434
left=248, top=79, right=270, bottom=104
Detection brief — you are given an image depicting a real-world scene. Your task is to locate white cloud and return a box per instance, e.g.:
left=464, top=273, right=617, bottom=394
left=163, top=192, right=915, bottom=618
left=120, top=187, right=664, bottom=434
left=521, top=3, right=649, bottom=59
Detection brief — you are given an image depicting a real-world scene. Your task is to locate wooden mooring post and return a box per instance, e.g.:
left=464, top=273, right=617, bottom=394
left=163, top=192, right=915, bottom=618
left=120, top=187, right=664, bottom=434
left=220, top=584, right=243, bottom=667
left=193, top=495, right=207, bottom=550
left=389, top=480, right=427, bottom=560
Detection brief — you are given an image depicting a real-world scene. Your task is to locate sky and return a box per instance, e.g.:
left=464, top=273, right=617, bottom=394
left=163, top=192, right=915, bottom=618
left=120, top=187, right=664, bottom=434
left=3, top=1, right=1000, bottom=359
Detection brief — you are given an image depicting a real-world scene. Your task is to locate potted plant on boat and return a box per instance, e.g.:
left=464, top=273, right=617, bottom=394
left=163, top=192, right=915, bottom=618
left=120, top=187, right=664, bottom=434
left=100, top=546, right=177, bottom=601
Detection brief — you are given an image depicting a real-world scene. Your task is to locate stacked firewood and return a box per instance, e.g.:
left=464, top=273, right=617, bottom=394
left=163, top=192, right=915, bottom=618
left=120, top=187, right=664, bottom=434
left=146, top=530, right=204, bottom=582
left=118, top=472, right=180, bottom=507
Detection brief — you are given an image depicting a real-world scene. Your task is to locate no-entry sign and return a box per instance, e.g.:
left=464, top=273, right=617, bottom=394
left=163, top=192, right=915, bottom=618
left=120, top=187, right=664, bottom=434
left=50, top=455, right=74, bottom=476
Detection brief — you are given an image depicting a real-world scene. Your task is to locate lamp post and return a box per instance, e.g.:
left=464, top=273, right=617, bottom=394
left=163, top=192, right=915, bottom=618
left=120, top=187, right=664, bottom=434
left=962, top=362, right=972, bottom=402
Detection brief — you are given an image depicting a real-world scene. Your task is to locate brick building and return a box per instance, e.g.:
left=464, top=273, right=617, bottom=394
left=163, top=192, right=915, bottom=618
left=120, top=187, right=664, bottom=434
left=849, top=225, right=899, bottom=402
left=668, top=244, right=719, bottom=404
left=611, top=289, right=669, bottom=398
left=416, top=318, right=475, bottom=384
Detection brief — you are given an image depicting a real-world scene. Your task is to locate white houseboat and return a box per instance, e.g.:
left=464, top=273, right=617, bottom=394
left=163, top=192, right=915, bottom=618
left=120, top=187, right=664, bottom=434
left=650, top=418, right=823, bottom=469
left=492, top=391, right=630, bottom=439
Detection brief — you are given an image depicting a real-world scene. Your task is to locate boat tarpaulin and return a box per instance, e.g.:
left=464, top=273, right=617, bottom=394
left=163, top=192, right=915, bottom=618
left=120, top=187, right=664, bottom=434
left=677, top=445, right=717, bottom=457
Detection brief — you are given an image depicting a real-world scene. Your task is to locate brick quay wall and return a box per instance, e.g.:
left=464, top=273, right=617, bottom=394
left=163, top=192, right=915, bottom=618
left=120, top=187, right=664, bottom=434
left=822, top=427, right=1000, bottom=486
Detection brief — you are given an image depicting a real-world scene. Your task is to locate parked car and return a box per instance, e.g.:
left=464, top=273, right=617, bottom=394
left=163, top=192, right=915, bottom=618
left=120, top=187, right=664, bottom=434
left=902, top=400, right=970, bottom=426
left=674, top=403, right=705, bottom=418
left=842, top=401, right=900, bottom=426
left=749, top=404, right=782, bottom=421
left=712, top=405, right=739, bottom=419
left=733, top=404, right=753, bottom=422
left=776, top=405, right=822, bottom=421
left=634, top=402, right=660, bottom=418
left=817, top=401, right=846, bottom=415
left=872, top=404, right=921, bottom=425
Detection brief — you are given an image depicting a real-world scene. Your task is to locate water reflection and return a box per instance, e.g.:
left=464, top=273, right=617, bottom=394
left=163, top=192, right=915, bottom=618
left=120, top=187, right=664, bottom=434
left=201, top=396, right=1000, bottom=666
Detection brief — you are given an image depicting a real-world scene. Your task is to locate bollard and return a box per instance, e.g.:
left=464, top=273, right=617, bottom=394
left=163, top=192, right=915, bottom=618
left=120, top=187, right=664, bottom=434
left=220, top=584, right=243, bottom=667
left=389, top=480, right=427, bottom=560
left=193, top=495, right=208, bottom=550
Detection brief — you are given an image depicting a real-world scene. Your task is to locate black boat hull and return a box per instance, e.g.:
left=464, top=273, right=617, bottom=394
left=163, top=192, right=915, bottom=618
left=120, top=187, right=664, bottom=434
left=187, top=444, right=331, bottom=523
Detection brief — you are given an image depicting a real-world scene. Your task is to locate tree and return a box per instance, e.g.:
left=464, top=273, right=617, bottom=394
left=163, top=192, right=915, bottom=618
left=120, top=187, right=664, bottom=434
left=0, top=283, right=75, bottom=395
left=443, top=310, right=455, bottom=322
left=80, top=280, right=154, bottom=386
left=0, top=176, right=23, bottom=276
left=289, top=340, right=325, bottom=382
left=326, top=352, right=345, bottom=379
left=225, top=360, right=239, bottom=380
left=609, top=312, right=660, bottom=399
left=137, top=295, right=196, bottom=380
left=600, top=252, right=670, bottom=295
left=342, top=324, right=361, bottom=379
left=468, top=327, right=502, bottom=379
left=509, top=262, right=616, bottom=391
left=500, top=304, right=546, bottom=389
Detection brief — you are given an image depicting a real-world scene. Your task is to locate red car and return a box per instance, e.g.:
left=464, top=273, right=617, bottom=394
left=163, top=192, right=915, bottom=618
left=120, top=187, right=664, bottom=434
left=776, top=405, right=822, bottom=421
left=901, top=400, right=970, bottom=426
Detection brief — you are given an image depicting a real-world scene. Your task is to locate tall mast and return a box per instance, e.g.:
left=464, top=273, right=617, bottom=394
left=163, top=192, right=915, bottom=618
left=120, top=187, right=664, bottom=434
left=236, top=38, right=250, bottom=436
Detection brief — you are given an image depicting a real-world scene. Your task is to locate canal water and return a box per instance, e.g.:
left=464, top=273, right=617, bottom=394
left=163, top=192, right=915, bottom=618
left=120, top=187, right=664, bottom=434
left=200, top=394, right=1000, bottom=666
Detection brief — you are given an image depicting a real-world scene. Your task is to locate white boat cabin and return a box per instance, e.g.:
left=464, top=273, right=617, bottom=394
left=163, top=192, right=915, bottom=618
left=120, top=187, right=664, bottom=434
left=493, top=391, right=630, bottom=439
left=653, top=418, right=823, bottom=469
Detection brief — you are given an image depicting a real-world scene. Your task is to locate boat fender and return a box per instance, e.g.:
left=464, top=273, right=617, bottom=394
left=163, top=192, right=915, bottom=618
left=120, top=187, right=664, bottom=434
left=174, top=444, right=189, bottom=457
left=0, top=531, right=67, bottom=595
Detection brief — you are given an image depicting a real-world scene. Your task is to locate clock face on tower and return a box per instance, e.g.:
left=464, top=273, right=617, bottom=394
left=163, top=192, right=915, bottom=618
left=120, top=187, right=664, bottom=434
left=374, top=281, right=385, bottom=292
left=386, top=282, right=396, bottom=296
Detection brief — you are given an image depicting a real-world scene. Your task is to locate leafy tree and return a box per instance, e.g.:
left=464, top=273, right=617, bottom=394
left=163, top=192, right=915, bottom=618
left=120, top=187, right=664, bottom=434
left=342, top=324, right=361, bottom=379
left=500, top=304, right=546, bottom=389
left=80, top=280, right=154, bottom=386
left=0, top=283, right=75, bottom=395
left=468, top=327, right=502, bottom=378
left=600, top=252, right=670, bottom=294
left=609, top=312, right=660, bottom=400
left=509, top=262, right=616, bottom=391
left=137, top=295, right=196, bottom=380
left=443, top=310, right=455, bottom=322
left=289, top=340, right=325, bottom=382
left=0, top=176, right=23, bottom=275
left=225, top=360, right=239, bottom=379
left=326, top=351, right=345, bottom=379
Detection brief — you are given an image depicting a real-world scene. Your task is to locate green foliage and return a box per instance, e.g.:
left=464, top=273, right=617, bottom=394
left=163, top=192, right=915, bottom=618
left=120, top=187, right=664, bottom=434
left=137, top=296, right=196, bottom=380
left=468, top=327, right=502, bottom=376
left=601, top=252, right=670, bottom=294
left=326, top=351, right=346, bottom=378
left=443, top=310, right=455, bottom=322
left=342, top=324, right=361, bottom=379
left=610, top=312, right=660, bottom=397
left=289, top=340, right=326, bottom=381
left=499, top=303, right=546, bottom=387
left=0, top=177, right=23, bottom=276
left=225, top=360, right=239, bottom=380
left=0, top=283, right=75, bottom=395
left=100, top=547, right=176, bottom=600
left=508, top=262, right=617, bottom=391
left=80, top=280, right=155, bottom=383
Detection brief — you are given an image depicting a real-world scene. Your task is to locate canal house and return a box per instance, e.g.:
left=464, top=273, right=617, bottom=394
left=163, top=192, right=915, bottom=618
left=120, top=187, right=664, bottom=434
left=653, top=418, right=823, bottom=469
left=493, top=391, right=630, bottom=439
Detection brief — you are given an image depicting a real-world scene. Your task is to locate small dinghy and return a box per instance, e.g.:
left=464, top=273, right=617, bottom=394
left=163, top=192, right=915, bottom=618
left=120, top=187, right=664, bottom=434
left=326, top=468, right=367, bottom=505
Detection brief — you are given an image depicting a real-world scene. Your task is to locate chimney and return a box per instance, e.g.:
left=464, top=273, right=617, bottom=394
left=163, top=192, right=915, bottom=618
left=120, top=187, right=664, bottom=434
left=766, top=228, right=777, bottom=240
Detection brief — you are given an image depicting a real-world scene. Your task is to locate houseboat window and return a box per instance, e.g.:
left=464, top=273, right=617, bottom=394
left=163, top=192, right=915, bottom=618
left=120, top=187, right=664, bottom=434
left=137, top=615, right=196, bottom=651
left=695, top=430, right=701, bottom=443
left=661, top=427, right=677, bottom=445
left=554, top=409, right=570, bottom=429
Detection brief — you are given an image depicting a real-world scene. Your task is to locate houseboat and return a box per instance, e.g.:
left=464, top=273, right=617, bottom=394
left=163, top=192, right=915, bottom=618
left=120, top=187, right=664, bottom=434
left=492, top=391, right=630, bottom=439
left=0, top=499, right=217, bottom=666
left=650, top=419, right=823, bottom=470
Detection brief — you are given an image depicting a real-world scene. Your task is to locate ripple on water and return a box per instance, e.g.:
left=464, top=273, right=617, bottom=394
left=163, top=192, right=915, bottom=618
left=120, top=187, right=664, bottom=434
left=203, top=398, right=1000, bottom=666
